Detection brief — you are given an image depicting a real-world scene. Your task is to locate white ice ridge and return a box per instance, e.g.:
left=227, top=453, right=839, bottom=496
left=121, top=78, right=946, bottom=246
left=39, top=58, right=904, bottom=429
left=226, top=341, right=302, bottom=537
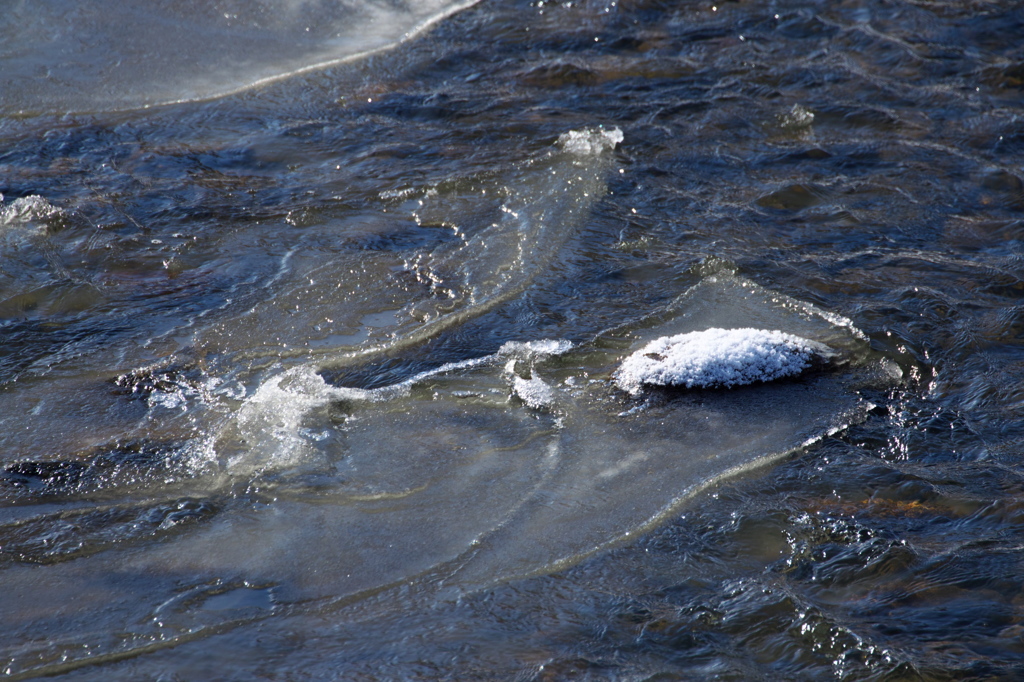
left=615, top=327, right=831, bottom=394
left=557, top=126, right=624, bottom=156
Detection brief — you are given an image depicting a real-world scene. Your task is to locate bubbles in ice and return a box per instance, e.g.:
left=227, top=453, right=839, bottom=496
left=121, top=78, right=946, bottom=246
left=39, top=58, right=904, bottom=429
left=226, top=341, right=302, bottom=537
left=556, top=127, right=624, bottom=156
left=615, top=327, right=831, bottom=394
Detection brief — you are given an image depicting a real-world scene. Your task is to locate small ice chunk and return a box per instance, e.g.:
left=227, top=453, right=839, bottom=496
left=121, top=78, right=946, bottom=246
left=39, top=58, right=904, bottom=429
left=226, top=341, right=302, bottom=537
left=615, top=327, right=830, bottom=394
left=227, top=367, right=375, bottom=471
left=511, top=373, right=556, bottom=409
left=0, top=195, right=62, bottom=231
left=497, top=338, right=574, bottom=359
left=556, top=127, right=623, bottom=156
left=505, top=357, right=557, bottom=409
left=780, top=103, right=815, bottom=129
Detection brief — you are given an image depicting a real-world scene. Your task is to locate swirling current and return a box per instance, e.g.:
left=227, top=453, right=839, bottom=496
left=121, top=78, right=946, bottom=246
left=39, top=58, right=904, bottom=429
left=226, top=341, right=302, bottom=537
left=2, top=0, right=1024, bottom=679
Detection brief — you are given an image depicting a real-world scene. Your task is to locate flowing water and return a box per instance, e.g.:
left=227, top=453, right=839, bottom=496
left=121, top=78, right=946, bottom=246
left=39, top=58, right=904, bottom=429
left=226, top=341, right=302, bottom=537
left=2, top=0, right=1024, bottom=679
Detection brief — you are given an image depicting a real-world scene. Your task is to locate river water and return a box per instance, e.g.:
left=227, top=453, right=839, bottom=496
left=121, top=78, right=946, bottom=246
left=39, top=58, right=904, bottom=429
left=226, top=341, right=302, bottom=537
left=2, top=0, right=1024, bottom=679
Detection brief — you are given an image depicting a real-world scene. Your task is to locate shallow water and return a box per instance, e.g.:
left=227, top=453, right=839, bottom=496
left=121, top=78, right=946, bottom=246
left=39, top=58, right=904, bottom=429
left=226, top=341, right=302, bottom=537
left=3, top=0, right=1024, bottom=679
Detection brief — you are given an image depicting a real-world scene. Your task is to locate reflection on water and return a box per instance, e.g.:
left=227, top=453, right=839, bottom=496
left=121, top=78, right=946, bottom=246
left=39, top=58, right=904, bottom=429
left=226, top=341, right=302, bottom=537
left=3, top=0, right=1024, bottom=678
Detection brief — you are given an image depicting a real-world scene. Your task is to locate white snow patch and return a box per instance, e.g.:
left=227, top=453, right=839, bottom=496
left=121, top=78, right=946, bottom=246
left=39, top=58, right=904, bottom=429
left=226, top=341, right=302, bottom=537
left=615, top=327, right=830, bottom=394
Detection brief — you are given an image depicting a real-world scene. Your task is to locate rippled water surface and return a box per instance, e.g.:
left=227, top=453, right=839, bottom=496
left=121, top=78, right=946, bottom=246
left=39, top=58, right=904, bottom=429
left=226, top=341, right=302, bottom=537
left=3, top=0, right=1024, bottom=679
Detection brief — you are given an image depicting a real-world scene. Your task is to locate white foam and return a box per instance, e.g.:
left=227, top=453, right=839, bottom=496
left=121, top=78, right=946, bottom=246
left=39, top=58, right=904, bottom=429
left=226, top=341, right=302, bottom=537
left=615, top=327, right=830, bottom=394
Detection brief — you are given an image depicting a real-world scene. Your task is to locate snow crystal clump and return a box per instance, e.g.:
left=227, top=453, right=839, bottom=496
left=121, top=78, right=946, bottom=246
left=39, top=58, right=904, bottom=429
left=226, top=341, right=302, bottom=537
left=615, top=328, right=830, bottom=394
